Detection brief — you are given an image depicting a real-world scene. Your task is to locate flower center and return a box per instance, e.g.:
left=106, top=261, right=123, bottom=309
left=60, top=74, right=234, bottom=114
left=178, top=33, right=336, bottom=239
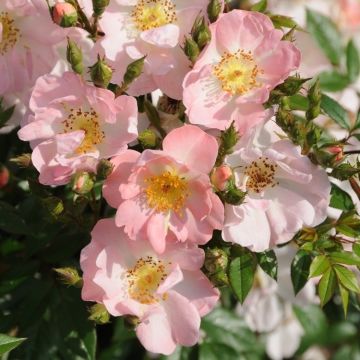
left=126, top=256, right=169, bottom=304
left=213, top=50, right=263, bottom=96
left=132, top=0, right=177, bottom=31
left=0, top=12, right=20, bottom=55
left=244, top=157, right=278, bottom=194
left=144, top=171, right=189, bottom=214
left=62, top=107, right=105, bottom=154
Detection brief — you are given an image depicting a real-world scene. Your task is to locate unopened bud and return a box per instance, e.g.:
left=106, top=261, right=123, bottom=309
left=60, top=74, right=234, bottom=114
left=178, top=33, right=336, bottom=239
left=306, top=79, right=321, bottom=121
left=71, top=171, right=94, bottom=194
left=0, top=165, right=9, bottom=189
left=276, top=106, right=294, bottom=129
left=52, top=2, right=78, bottom=27
left=216, top=121, right=240, bottom=165
left=42, top=196, right=64, bottom=218
left=282, top=26, right=296, bottom=42
left=211, top=165, right=233, bottom=191
left=314, top=144, right=344, bottom=167
left=138, top=129, right=159, bottom=149
left=207, top=0, right=222, bottom=23
left=88, top=304, right=110, bottom=324
left=296, top=227, right=318, bottom=242
left=276, top=75, right=310, bottom=96
left=54, top=267, right=83, bottom=287
left=220, top=122, right=239, bottom=153
left=67, top=38, right=83, bottom=75
left=222, top=185, right=246, bottom=205
left=327, top=145, right=344, bottom=162
left=205, top=248, right=229, bottom=274
left=184, top=36, right=200, bottom=63
left=209, top=270, right=228, bottom=286
left=10, top=153, right=32, bottom=168
left=96, top=159, right=114, bottom=180
left=192, top=17, right=211, bottom=50
left=124, top=315, right=140, bottom=329
left=90, top=55, right=112, bottom=88
left=92, top=0, right=110, bottom=17
left=123, top=56, right=146, bottom=86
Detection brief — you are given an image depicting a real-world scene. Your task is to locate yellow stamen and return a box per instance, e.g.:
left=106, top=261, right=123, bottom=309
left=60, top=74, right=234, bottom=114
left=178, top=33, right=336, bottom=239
left=213, top=50, right=263, bottom=96
left=126, top=256, right=170, bottom=304
left=0, top=12, right=20, bottom=55
left=244, top=157, right=278, bottom=193
left=132, top=0, right=177, bottom=31
left=62, top=107, right=105, bottom=154
left=144, top=171, right=189, bottom=214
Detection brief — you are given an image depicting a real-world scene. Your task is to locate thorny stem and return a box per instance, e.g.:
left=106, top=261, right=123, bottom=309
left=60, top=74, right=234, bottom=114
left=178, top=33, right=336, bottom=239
left=350, top=177, right=360, bottom=200
left=344, top=150, right=360, bottom=155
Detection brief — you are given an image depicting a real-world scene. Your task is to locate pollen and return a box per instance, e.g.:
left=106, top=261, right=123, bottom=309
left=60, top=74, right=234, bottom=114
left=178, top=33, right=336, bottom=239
left=144, top=171, right=189, bottom=214
left=244, top=157, right=278, bottom=194
left=0, top=12, right=20, bottom=55
left=132, top=0, right=177, bottom=31
left=62, top=107, right=105, bottom=154
left=213, top=50, right=263, bottom=96
left=126, top=256, right=169, bottom=304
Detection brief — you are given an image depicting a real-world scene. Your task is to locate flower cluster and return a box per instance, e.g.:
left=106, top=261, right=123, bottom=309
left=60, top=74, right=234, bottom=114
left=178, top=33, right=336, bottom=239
left=4, top=0, right=342, bottom=356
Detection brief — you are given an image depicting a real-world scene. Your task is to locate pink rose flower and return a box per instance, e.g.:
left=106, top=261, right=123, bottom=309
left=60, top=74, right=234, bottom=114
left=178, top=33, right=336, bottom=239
left=96, top=0, right=209, bottom=99
left=103, top=124, right=224, bottom=253
left=222, top=122, right=330, bottom=252
left=340, top=0, right=360, bottom=29
left=183, top=10, right=301, bottom=131
left=0, top=0, right=65, bottom=96
left=18, top=72, right=138, bottom=185
left=81, top=218, right=219, bottom=355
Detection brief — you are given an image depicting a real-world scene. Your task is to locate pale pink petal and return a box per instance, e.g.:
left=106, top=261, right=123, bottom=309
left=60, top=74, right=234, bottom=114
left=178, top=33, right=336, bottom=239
left=162, top=125, right=218, bottom=173
left=163, top=291, right=201, bottom=346
left=140, top=24, right=180, bottom=48
left=136, top=308, right=177, bottom=355
left=103, top=150, right=140, bottom=208
left=173, top=270, right=220, bottom=316
left=146, top=212, right=168, bottom=254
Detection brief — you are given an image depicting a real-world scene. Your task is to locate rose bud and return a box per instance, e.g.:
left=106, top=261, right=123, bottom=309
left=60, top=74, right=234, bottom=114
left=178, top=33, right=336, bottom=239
left=0, top=165, right=9, bottom=189
left=52, top=2, right=78, bottom=28
left=211, top=165, right=233, bottom=191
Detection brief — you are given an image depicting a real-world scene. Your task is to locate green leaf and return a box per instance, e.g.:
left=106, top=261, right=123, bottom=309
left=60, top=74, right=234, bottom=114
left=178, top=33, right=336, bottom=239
left=0, top=334, right=26, bottom=355
left=353, top=108, right=360, bottom=131
left=250, top=0, right=267, bottom=12
left=293, top=305, right=328, bottom=351
left=318, top=268, right=337, bottom=306
left=309, top=255, right=330, bottom=278
left=353, top=242, right=360, bottom=257
left=334, top=265, right=360, bottom=293
left=270, top=14, right=300, bottom=29
left=228, top=249, right=257, bottom=304
left=256, top=250, right=277, bottom=280
left=306, top=9, right=343, bottom=65
left=159, top=346, right=195, bottom=360
left=0, top=201, right=28, bottom=235
left=200, top=343, right=238, bottom=360
left=346, top=39, right=360, bottom=82
left=339, top=283, right=349, bottom=317
left=291, top=250, right=312, bottom=295
left=336, top=224, right=360, bottom=238
left=319, top=71, right=350, bottom=92
left=288, top=94, right=309, bottom=111
left=330, top=183, right=355, bottom=210
left=201, top=308, right=264, bottom=357
left=0, top=104, right=15, bottom=128
left=329, top=251, right=360, bottom=266
left=331, top=163, right=360, bottom=181
left=321, top=94, right=351, bottom=130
